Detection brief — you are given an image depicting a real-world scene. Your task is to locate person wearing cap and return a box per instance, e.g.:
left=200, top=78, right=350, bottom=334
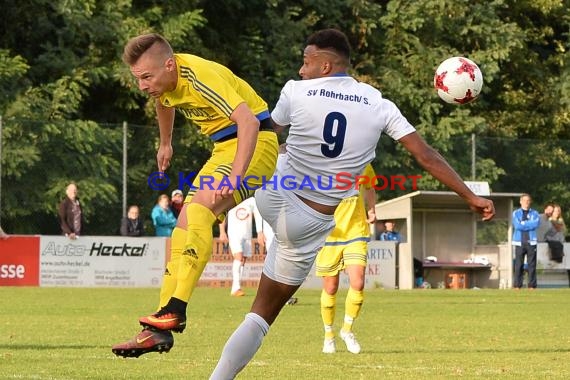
left=170, top=189, right=184, bottom=219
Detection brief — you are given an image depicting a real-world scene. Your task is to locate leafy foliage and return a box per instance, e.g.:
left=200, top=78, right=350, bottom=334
left=0, top=0, right=569, bottom=233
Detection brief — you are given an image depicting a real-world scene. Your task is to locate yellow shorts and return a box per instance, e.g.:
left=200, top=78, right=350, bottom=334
left=183, top=130, right=278, bottom=206
left=315, top=239, right=368, bottom=277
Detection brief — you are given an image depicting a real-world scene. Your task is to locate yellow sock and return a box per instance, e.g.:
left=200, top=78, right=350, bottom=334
left=158, top=226, right=186, bottom=309
left=342, top=287, right=364, bottom=333
left=320, top=290, right=336, bottom=339
left=171, top=203, right=216, bottom=302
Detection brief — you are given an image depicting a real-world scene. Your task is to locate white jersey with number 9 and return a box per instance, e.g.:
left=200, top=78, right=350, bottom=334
left=271, top=75, right=416, bottom=206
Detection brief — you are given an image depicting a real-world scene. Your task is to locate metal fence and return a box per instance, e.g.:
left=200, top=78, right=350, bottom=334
left=1, top=117, right=569, bottom=237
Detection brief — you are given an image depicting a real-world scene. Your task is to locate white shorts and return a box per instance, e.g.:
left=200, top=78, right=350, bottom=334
left=255, top=186, right=336, bottom=286
left=228, top=234, right=252, bottom=257
left=262, top=220, right=275, bottom=253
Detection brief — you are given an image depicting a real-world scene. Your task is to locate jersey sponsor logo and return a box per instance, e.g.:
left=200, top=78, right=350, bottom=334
left=178, top=107, right=213, bottom=120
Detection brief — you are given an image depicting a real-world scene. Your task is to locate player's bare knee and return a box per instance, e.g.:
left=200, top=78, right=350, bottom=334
left=323, top=282, right=339, bottom=295
left=349, top=277, right=365, bottom=291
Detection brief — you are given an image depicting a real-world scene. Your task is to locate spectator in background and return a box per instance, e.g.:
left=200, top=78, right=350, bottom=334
left=545, top=204, right=566, bottom=263
left=58, top=182, right=82, bottom=240
left=374, top=219, right=385, bottom=240
left=0, top=226, right=9, bottom=239
left=170, top=189, right=184, bottom=218
left=219, top=197, right=265, bottom=297
left=536, top=202, right=554, bottom=242
left=380, top=220, right=402, bottom=242
left=120, top=205, right=145, bottom=237
left=512, top=193, right=540, bottom=290
left=548, top=204, right=566, bottom=240
left=151, top=194, right=177, bottom=237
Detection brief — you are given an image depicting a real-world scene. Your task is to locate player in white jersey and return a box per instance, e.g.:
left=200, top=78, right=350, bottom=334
left=219, top=197, right=265, bottom=296
left=211, top=29, right=495, bottom=379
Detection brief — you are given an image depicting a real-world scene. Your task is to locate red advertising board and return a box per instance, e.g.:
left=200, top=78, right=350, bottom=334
left=0, top=236, right=40, bottom=286
left=0, top=235, right=40, bottom=286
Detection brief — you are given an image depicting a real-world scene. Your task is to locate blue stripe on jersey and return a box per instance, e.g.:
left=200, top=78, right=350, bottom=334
left=180, top=66, right=234, bottom=116
left=209, top=111, right=271, bottom=141
left=209, top=124, right=237, bottom=141
left=323, top=236, right=370, bottom=246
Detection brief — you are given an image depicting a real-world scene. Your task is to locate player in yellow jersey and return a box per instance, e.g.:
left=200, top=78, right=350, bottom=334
left=316, top=163, right=376, bottom=354
left=112, top=33, right=278, bottom=358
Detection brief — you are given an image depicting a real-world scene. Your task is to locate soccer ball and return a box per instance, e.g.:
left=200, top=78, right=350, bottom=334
left=434, top=57, right=483, bottom=104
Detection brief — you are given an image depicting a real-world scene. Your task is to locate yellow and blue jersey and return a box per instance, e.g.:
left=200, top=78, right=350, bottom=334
left=160, top=54, right=269, bottom=137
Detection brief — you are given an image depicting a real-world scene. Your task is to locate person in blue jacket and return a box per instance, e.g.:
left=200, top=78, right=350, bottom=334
left=151, top=194, right=177, bottom=237
left=380, top=220, right=402, bottom=242
left=512, top=193, right=541, bottom=289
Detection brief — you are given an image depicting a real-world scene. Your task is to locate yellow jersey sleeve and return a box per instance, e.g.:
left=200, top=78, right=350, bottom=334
left=160, top=54, right=268, bottom=136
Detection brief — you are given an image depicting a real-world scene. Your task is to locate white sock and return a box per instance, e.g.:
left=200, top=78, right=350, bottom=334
left=231, top=260, right=241, bottom=293
left=210, top=312, right=269, bottom=380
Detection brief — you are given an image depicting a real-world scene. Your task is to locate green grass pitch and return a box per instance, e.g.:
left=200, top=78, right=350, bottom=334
left=2, top=287, right=570, bottom=379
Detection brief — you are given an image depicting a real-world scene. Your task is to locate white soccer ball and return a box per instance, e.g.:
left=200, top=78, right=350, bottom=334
left=434, top=57, right=483, bottom=104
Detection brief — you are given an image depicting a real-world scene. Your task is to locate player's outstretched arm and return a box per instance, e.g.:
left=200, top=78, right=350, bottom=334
left=364, top=187, right=377, bottom=224
left=155, top=101, right=175, bottom=172
left=218, top=219, right=229, bottom=243
left=398, top=132, right=495, bottom=221
left=212, top=103, right=259, bottom=202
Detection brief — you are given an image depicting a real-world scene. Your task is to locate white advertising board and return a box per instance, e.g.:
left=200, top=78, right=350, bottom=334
left=201, top=263, right=264, bottom=282
left=301, top=241, right=398, bottom=289
left=39, top=236, right=166, bottom=287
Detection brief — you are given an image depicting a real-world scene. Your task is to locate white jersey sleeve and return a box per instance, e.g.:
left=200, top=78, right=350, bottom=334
left=271, top=80, right=294, bottom=127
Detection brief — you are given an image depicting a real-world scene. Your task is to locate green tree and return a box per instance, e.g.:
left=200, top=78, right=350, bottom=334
left=0, top=0, right=569, bottom=233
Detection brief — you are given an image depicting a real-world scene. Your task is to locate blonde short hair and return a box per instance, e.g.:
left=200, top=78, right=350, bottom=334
left=122, top=33, right=173, bottom=65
